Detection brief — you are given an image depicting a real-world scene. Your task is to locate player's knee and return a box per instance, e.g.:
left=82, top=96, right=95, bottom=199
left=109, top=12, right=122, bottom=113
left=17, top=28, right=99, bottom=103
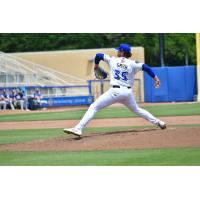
left=89, top=102, right=98, bottom=112
left=133, top=107, right=142, bottom=114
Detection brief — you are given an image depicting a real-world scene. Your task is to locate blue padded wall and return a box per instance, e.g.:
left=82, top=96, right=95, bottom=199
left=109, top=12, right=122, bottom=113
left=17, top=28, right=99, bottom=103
left=144, top=66, right=197, bottom=102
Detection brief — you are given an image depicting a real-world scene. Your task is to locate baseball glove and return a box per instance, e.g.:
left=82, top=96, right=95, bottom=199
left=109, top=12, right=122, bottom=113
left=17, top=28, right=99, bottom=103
left=94, top=66, right=108, bottom=80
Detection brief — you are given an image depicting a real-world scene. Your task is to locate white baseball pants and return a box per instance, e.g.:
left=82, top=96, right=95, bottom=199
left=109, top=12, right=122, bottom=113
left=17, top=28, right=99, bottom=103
left=75, top=87, right=159, bottom=130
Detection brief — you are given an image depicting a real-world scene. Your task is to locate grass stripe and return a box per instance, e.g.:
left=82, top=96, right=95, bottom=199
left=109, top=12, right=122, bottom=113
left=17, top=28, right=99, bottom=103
left=0, top=147, right=200, bottom=166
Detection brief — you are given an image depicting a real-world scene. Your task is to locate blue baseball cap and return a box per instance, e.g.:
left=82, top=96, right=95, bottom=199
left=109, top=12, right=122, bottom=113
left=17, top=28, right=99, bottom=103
left=115, top=44, right=131, bottom=53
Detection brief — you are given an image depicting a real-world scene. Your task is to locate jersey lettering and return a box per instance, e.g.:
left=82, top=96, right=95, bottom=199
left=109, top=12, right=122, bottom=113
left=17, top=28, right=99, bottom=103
left=117, top=63, right=128, bottom=70
left=114, top=70, right=128, bottom=81
left=104, top=54, right=143, bottom=87
left=121, top=71, right=128, bottom=81
left=114, top=70, right=121, bottom=80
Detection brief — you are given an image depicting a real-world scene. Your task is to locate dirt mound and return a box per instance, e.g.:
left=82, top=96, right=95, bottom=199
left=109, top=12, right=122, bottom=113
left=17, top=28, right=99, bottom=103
left=1, top=127, right=200, bottom=152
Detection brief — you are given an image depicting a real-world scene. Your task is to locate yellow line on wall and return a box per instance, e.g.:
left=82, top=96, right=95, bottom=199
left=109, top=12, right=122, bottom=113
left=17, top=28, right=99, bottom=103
left=196, top=33, right=200, bottom=101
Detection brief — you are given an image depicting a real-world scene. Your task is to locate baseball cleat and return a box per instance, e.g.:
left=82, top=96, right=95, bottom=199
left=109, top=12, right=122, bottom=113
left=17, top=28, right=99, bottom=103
left=63, top=128, right=82, bottom=137
left=157, top=120, right=167, bottom=129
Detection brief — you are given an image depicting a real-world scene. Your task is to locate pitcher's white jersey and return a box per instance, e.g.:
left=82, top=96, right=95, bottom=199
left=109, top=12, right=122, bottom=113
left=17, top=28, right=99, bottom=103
left=103, top=54, right=144, bottom=87
left=64, top=47, right=166, bottom=136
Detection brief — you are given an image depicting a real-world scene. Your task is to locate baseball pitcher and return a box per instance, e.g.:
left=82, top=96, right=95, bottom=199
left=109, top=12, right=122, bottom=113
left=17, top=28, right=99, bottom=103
left=64, top=44, right=166, bottom=137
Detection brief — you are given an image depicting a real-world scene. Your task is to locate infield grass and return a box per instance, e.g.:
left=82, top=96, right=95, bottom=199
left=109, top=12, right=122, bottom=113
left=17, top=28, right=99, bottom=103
left=0, top=103, right=199, bottom=122
left=0, top=147, right=200, bottom=166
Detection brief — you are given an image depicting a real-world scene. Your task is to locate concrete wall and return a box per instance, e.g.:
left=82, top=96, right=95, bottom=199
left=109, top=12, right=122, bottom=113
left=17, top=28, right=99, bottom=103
left=12, top=47, right=145, bottom=101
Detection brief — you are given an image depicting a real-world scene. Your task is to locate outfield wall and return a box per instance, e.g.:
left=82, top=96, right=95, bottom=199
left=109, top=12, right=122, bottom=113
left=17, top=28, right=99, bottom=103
left=11, top=47, right=145, bottom=101
left=144, top=66, right=197, bottom=102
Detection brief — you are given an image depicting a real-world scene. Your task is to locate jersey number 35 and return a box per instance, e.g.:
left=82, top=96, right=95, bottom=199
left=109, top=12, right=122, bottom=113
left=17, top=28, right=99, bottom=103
left=114, top=70, right=128, bottom=81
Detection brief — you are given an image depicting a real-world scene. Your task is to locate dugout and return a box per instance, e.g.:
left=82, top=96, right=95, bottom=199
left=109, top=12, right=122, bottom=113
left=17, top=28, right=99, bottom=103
left=0, top=85, right=94, bottom=108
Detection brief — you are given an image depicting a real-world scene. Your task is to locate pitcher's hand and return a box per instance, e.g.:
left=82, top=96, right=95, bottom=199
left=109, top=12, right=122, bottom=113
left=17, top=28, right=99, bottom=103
left=154, top=76, right=160, bottom=88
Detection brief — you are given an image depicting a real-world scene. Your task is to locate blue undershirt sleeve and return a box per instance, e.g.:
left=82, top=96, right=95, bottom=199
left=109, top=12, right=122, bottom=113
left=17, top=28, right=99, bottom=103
left=142, top=64, right=156, bottom=78
left=95, top=53, right=104, bottom=64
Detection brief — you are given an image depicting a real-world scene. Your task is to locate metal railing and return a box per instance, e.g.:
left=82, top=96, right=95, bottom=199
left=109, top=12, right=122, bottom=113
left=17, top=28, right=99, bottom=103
left=0, top=51, right=86, bottom=87
left=0, top=85, right=91, bottom=98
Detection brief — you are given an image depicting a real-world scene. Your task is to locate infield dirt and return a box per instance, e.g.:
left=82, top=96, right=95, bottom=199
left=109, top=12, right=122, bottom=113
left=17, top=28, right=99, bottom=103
left=0, top=113, right=200, bottom=152
left=0, top=116, right=200, bottom=130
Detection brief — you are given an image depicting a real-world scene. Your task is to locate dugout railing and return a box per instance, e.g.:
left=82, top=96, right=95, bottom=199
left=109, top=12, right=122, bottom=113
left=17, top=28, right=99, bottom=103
left=0, top=85, right=94, bottom=107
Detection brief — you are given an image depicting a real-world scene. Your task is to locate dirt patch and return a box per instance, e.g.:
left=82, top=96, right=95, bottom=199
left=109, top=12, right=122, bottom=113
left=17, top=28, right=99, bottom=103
left=0, top=127, right=200, bottom=152
left=0, top=116, right=200, bottom=130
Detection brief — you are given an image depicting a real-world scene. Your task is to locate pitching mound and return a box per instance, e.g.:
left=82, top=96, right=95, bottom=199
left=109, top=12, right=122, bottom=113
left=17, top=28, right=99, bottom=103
left=0, top=127, right=200, bottom=152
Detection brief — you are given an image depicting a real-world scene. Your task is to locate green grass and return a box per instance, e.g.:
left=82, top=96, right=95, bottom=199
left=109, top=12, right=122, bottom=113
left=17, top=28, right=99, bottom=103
left=0, top=147, right=200, bottom=166
left=0, top=129, right=63, bottom=144
left=0, top=103, right=200, bottom=122
left=1, top=124, right=200, bottom=166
